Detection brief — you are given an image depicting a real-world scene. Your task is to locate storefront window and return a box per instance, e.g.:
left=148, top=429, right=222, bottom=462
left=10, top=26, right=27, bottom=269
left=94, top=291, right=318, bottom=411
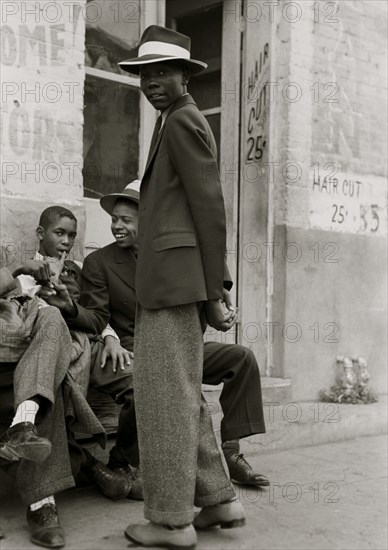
left=83, top=0, right=141, bottom=198
left=85, top=0, right=140, bottom=76
left=83, top=75, right=140, bottom=198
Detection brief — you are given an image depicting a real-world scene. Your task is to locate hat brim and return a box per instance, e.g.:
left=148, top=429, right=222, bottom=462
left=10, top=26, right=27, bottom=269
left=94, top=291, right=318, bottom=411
left=100, top=191, right=139, bottom=215
left=118, top=55, right=208, bottom=75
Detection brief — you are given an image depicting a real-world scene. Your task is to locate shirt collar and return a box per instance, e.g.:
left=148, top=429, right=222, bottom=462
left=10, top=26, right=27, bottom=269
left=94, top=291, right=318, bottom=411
left=160, top=93, right=189, bottom=127
left=34, top=250, right=82, bottom=269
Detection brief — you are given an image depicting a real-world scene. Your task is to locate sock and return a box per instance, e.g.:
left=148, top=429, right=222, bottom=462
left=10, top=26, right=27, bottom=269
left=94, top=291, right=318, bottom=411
left=222, top=439, right=240, bottom=460
left=11, top=400, right=39, bottom=426
left=30, top=495, right=55, bottom=511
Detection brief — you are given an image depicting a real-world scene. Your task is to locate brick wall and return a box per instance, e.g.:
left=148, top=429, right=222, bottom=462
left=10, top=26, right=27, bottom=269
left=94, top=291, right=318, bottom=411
left=1, top=0, right=87, bottom=262
left=269, top=0, right=387, bottom=399
left=271, top=0, right=387, bottom=235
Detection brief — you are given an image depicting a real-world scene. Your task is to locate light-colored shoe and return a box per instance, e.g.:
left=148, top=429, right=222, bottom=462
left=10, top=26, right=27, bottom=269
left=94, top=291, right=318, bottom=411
left=124, top=522, right=197, bottom=549
left=193, top=499, right=246, bottom=530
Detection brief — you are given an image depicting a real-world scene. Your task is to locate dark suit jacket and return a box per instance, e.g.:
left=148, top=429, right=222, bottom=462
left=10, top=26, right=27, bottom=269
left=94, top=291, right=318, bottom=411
left=136, top=94, right=228, bottom=309
left=69, top=243, right=137, bottom=351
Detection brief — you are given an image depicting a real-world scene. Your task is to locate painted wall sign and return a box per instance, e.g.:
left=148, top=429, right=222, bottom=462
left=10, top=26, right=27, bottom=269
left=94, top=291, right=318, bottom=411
left=1, top=0, right=85, bottom=198
left=244, top=42, right=269, bottom=166
left=308, top=2, right=387, bottom=236
left=309, top=167, right=387, bottom=235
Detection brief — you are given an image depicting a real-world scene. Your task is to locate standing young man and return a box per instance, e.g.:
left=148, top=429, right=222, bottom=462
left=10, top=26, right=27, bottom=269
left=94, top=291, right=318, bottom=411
left=119, top=26, right=245, bottom=548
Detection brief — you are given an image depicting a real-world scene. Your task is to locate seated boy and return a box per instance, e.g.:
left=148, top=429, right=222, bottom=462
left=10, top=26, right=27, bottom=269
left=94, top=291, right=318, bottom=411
left=33, top=206, right=136, bottom=498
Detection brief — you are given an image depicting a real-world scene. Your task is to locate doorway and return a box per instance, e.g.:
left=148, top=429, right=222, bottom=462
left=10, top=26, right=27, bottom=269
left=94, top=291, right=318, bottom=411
left=166, top=0, right=242, bottom=346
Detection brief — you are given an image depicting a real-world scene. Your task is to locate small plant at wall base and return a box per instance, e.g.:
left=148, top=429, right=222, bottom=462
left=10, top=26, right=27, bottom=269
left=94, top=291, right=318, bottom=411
left=319, top=356, right=378, bottom=404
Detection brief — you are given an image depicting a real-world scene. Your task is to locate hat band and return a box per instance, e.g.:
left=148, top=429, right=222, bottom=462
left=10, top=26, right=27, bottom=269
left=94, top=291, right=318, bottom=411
left=138, top=41, right=191, bottom=60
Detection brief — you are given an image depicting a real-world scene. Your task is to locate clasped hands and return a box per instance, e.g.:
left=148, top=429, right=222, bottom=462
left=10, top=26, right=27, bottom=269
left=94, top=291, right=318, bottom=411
left=205, top=289, right=237, bottom=332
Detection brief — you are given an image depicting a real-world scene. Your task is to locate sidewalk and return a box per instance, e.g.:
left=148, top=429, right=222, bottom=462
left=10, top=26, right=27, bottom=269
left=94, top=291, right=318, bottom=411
left=1, top=433, right=387, bottom=550
left=207, top=393, right=388, bottom=455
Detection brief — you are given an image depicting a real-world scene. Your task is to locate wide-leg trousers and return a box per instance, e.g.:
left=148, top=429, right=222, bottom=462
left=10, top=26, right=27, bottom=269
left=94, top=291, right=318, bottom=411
left=134, top=303, right=236, bottom=526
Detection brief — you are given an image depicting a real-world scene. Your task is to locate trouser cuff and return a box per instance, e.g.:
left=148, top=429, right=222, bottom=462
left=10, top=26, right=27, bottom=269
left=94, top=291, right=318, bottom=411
left=14, top=385, right=55, bottom=412
left=144, top=506, right=195, bottom=526
left=221, top=423, right=266, bottom=443
left=194, top=484, right=236, bottom=509
left=20, top=475, right=75, bottom=506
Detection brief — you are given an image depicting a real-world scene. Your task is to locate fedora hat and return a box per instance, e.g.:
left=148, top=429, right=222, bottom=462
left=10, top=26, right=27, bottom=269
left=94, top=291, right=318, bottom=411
left=118, top=25, right=207, bottom=75
left=100, top=180, right=140, bottom=215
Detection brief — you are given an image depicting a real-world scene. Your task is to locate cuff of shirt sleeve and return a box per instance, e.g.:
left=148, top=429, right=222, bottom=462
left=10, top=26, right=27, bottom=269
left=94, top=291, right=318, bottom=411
left=101, top=326, right=119, bottom=340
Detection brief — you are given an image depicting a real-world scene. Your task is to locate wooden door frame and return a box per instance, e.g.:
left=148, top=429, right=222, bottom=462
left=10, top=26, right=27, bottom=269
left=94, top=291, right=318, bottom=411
left=220, top=0, right=242, bottom=319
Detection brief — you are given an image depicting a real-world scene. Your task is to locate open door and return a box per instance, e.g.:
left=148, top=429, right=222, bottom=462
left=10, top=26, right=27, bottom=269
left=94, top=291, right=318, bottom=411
left=166, top=0, right=242, bottom=346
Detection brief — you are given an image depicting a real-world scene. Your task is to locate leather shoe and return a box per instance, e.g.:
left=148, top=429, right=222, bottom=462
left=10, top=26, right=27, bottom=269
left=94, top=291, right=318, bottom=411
left=225, top=452, right=269, bottom=487
left=0, top=422, right=52, bottom=463
left=27, top=504, right=65, bottom=548
left=193, top=499, right=246, bottom=530
left=125, top=522, right=197, bottom=549
left=81, top=458, right=132, bottom=499
left=113, top=465, right=144, bottom=500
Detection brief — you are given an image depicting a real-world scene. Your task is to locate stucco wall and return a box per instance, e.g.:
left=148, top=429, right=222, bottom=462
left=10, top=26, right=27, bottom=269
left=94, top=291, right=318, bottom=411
left=1, top=0, right=86, bottom=262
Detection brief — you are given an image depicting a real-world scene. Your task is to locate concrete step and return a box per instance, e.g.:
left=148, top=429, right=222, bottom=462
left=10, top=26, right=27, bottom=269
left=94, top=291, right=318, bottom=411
left=203, top=390, right=388, bottom=455
left=203, top=376, right=292, bottom=403
left=261, top=376, right=292, bottom=402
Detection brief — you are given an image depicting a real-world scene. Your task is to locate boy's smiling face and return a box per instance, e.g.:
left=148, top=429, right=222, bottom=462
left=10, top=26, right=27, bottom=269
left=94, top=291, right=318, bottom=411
left=139, top=61, right=190, bottom=112
left=37, top=216, right=77, bottom=258
left=110, top=200, right=138, bottom=249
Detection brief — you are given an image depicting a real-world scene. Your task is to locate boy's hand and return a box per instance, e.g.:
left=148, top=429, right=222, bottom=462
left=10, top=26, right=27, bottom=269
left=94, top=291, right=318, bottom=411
left=40, top=282, right=76, bottom=315
left=205, top=299, right=236, bottom=332
left=101, top=336, right=133, bottom=373
left=10, top=259, right=53, bottom=282
left=44, top=252, right=67, bottom=284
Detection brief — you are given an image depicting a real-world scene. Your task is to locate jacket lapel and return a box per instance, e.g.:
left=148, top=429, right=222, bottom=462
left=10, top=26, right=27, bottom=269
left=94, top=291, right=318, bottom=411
left=107, top=244, right=137, bottom=291
left=143, top=94, right=197, bottom=179
left=144, top=120, right=166, bottom=172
